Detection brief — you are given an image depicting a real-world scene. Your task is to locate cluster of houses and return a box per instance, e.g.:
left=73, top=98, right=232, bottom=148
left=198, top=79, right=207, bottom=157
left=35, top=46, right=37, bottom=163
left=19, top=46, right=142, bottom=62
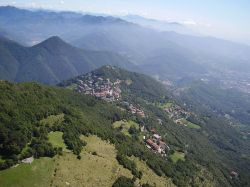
left=163, top=104, right=194, bottom=126
left=74, top=75, right=122, bottom=102
left=145, top=132, right=170, bottom=156
left=230, top=171, right=239, bottom=179
left=164, top=104, right=190, bottom=120
left=121, top=101, right=146, bottom=118
left=129, top=104, right=146, bottom=118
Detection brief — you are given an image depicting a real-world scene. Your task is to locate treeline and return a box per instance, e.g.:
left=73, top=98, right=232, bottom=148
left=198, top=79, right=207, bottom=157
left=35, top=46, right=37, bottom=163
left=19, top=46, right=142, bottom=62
left=112, top=176, right=153, bottom=187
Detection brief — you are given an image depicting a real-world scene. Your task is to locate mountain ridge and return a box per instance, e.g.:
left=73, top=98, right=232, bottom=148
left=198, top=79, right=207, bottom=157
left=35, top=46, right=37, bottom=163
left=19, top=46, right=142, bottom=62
left=0, top=36, right=136, bottom=84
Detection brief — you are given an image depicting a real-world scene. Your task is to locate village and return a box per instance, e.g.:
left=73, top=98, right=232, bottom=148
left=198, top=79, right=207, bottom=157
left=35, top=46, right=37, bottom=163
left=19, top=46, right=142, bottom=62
left=73, top=74, right=177, bottom=157
left=121, top=101, right=146, bottom=118
left=74, top=74, right=147, bottom=118
left=162, top=103, right=197, bottom=127
left=163, top=104, right=190, bottom=121
left=74, top=74, right=122, bottom=102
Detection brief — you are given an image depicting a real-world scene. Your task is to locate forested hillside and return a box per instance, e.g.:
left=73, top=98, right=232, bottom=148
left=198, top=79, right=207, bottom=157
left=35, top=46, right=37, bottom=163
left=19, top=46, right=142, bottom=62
left=178, top=81, right=250, bottom=129
left=0, top=80, right=192, bottom=187
left=60, top=66, right=250, bottom=187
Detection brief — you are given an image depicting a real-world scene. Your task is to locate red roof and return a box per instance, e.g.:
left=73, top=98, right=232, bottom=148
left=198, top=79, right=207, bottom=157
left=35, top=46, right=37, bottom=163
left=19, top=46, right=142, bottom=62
left=146, top=139, right=154, bottom=146
left=146, top=139, right=160, bottom=151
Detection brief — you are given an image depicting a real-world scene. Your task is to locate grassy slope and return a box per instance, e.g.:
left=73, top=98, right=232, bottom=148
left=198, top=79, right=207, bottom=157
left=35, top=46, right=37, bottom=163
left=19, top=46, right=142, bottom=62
left=48, top=131, right=67, bottom=150
left=51, top=135, right=133, bottom=187
left=113, top=120, right=139, bottom=137
left=0, top=158, right=55, bottom=187
left=180, top=118, right=201, bottom=129
left=130, top=157, right=175, bottom=187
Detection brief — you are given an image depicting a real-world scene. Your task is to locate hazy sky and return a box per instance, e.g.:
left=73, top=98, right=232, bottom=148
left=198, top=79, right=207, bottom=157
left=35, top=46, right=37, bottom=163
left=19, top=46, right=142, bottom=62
left=1, top=0, right=250, bottom=44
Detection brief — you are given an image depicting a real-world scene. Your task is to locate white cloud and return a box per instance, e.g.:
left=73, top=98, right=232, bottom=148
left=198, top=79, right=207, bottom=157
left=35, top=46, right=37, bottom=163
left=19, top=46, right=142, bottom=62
left=183, top=20, right=197, bottom=26
left=183, top=20, right=212, bottom=28
left=29, top=2, right=37, bottom=8
left=60, top=0, right=65, bottom=5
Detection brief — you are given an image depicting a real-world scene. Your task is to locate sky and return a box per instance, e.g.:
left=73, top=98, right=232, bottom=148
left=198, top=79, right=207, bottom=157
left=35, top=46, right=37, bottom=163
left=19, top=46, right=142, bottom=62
left=0, top=0, right=250, bottom=44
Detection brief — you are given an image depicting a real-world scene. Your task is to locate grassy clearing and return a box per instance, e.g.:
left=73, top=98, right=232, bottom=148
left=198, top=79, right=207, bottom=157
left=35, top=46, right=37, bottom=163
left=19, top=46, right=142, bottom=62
left=66, top=83, right=77, bottom=90
left=48, top=131, right=67, bottom=150
left=113, top=120, right=139, bottom=137
left=125, top=79, right=133, bottom=85
left=0, top=157, right=55, bottom=187
left=0, top=156, right=4, bottom=164
left=158, top=102, right=173, bottom=109
left=51, top=135, right=132, bottom=187
left=180, top=118, right=201, bottom=129
left=40, top=113, right=64, bottom=127
left=170, top=151, right=185, bottom=163
left=130, top=156, right=176, bottom=187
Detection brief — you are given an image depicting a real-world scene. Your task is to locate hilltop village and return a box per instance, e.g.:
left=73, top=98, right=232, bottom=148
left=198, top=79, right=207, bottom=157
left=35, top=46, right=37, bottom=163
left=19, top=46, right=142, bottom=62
left=74, top=72, right=146, bottom=118
left=75, top=74, right=122, bottom=102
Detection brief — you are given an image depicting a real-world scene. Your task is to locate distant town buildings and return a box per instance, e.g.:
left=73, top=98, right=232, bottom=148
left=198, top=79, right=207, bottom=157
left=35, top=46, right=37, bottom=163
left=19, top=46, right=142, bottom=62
left=129, top=104, right=145, bottom=118
left=164, top=104, right=190, bottom=120
left=75, top=74, right=122, bottom=102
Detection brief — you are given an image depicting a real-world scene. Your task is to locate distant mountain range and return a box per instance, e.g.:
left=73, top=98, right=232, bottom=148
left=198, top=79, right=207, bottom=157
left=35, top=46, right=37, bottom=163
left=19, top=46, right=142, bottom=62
left=0, top=6, right=129, bottom=45
left=121, top=14, right=198, bottom=35
left=0, top=36, right=135, bottom=84
left=1, top=6, right=250, bottom=86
